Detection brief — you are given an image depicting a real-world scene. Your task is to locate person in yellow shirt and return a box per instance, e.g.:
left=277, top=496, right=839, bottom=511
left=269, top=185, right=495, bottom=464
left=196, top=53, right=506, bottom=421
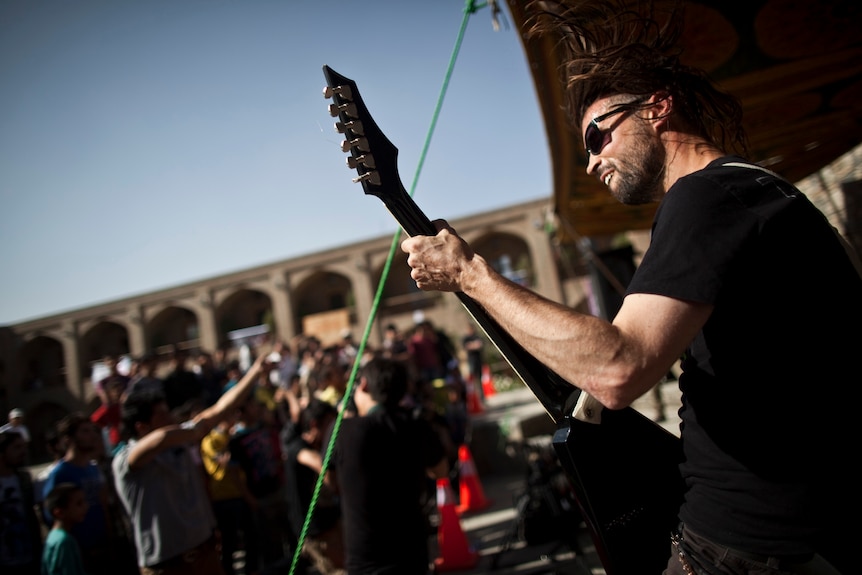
left=200, top=409, right=259, bottom=575
left=313, top=364, right=348, bottom=410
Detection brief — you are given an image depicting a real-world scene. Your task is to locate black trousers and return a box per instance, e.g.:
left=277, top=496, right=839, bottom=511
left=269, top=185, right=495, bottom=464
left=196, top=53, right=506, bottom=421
left=664, top=523, right=843, bottom=575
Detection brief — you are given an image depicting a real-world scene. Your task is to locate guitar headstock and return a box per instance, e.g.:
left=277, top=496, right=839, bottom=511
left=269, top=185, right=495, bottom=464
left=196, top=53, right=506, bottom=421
left=320, top=67, right=578, bottom=425
left=322, top=65, right=407, bottom=205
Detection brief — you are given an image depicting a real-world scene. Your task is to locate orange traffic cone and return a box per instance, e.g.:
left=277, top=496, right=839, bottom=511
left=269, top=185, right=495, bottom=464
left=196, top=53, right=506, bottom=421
left=434, top=477, right=479, bottom=572
left=465, top=374, right=483, bottom=415
left=480, top=365, right=496, bottom=398
left=455, top=445, right=491, bottom=514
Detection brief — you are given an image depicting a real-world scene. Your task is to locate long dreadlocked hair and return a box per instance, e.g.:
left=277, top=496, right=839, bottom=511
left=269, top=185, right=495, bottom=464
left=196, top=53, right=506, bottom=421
left=525, top=0, right=748, bottom=156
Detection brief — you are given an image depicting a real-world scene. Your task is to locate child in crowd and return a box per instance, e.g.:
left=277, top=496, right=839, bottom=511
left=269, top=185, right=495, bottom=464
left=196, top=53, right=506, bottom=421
left=41, top=482, right=91, bottom=575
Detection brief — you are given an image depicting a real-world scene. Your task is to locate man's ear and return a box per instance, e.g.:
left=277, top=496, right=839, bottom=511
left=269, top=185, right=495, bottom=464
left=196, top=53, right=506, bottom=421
left=648, top=91, right=673, bottom=129
left=356, top=377, right=369, bottom=394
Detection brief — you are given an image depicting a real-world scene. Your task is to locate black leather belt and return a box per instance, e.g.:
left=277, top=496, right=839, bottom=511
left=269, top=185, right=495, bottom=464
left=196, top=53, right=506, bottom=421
left=676, top=523, right=814, bottom=571
left=725, top=546, right=814, bottom=569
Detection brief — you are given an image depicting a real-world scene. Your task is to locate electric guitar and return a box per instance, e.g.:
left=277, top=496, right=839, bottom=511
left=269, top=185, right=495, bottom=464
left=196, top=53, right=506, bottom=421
left=322, top=65, right=684, bottom=575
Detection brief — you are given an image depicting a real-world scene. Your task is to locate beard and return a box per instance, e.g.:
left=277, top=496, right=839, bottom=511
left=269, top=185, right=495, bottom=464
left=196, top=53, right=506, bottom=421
left=608, top=131, right=666, bottom=205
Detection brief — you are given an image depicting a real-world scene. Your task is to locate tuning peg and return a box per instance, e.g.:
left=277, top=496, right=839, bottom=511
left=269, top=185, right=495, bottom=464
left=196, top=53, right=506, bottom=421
left=347, top=154, right=376, bottom=170
left=322, top=84, right=353, bottom=100
left=352, top=171, right=381, bottom=186
left=328, top=102, right=357, bottom=118
left=341, top=137, right=369, bottom=153
left=334, top=119, right=364, bottom=136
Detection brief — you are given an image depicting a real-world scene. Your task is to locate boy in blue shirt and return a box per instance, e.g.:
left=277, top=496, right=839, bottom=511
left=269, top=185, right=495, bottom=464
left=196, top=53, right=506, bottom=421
left=41, top=482, right=90, bottom=575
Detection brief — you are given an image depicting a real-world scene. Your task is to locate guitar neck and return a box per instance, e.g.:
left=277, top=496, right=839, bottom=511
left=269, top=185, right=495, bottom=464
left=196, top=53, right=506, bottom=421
left=323, top=65, right=579, bottom=423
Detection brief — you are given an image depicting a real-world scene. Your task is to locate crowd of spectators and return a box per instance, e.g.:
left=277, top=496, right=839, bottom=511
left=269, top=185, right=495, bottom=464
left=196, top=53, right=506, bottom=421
left=1, top=319, right=483, bottom=575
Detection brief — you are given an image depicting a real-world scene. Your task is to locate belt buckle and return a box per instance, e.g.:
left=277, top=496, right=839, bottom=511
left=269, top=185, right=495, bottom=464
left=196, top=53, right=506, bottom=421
left=671, top=531, right=696, bottom=575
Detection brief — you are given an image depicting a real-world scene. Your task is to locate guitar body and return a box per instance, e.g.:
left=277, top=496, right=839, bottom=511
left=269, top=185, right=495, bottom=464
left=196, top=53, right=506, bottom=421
left=554, top=411, right=683, bottom=574
left=322, top=65, right=684, bottom=575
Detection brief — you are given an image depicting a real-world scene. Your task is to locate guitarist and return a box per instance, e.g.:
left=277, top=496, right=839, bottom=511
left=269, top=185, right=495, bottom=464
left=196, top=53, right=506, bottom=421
left=400, top=1, right=860, bottom=573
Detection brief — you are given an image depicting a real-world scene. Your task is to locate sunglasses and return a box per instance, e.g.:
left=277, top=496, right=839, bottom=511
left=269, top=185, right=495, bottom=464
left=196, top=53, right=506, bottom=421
left=584, top=98, right=648, bottom=156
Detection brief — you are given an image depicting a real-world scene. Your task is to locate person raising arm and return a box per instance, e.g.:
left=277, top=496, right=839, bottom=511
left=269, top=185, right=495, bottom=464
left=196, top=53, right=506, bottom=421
left=123, top=352, right=268, bottom=470
left=113, top=350, right=269, bottom=575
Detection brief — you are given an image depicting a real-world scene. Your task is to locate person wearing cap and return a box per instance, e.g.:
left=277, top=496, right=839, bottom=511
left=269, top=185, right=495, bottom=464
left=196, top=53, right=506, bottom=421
left=0, top=409, right=31, bottom=444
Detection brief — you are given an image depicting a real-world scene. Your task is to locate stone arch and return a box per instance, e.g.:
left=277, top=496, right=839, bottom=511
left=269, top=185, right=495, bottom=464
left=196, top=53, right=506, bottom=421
left=215, top=289, right=273, bottom=347
left=79, top=321, right=130, bottom=379
left=148, top=306, right=200, bottom=354
left=473, top=231, right=535, bottom=288
left=17, top=335, right=66, bottom=391
left=292, top=270, right=353, bottom=339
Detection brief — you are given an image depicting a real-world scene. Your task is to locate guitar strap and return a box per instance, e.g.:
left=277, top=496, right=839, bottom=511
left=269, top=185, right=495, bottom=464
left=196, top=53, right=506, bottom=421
left=723, top=161, right=862, bottom=280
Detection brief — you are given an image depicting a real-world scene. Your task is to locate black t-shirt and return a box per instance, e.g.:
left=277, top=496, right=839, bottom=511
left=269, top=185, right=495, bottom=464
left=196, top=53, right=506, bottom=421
left=334, top=406, right=445, bottom=575
left=627, top=157, right=861, bottom=560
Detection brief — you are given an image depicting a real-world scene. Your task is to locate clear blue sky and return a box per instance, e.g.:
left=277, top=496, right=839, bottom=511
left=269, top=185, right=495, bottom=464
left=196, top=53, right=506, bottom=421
left=0, top=0, right=551, bottom=325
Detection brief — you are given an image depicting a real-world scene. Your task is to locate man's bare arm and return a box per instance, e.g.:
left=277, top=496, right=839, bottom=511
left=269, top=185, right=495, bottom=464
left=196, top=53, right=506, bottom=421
left=193, top=352, right=268, bottom=433
left=402, top=222, right=711, bottom=409
left=127, top=353, right=267, bottom=469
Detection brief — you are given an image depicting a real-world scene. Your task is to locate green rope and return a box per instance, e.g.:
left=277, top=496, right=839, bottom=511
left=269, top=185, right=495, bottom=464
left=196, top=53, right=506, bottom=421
left=288, top=3, right=488, bottom=573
